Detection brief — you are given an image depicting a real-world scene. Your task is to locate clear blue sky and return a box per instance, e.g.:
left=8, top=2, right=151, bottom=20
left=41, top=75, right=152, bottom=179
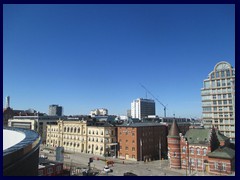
left=3, top=4, right=235, bottom=118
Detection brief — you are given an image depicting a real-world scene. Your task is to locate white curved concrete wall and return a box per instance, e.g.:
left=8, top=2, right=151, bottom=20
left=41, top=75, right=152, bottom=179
left=3, top=129, right=26, bottom=150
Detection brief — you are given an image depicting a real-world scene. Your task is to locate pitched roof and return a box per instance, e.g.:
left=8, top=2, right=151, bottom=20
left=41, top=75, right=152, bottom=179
left=184, top=128, right=211, bottom=144
left=207, top=147, right=235, bottom=159
left=216, top=130, right=229, bottom=141
left=168, top=119, right=180, bottom=137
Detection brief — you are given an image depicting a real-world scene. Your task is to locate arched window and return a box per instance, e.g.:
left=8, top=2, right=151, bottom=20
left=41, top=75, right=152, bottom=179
left=190, top=147, right=194, bottom=154
left=64, top=127, right=66, bottom=132
left=74, top=128, right=76, bottom=133
left=203, top=148, right=207, bottom=156
left=78, top=128, right=80, bottom=133
left=197, top=148, right=200, bottom=155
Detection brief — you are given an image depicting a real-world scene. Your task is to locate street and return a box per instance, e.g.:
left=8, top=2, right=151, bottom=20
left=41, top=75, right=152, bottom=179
left=40, top=146, right=189, bottom=176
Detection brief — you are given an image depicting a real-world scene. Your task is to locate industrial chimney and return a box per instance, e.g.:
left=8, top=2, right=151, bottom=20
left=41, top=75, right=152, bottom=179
left=6, top=96, right=10, bottom=108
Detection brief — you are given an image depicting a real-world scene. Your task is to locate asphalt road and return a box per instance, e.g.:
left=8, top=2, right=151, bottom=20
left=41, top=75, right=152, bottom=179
left=40, top=146, right=207, bottom=176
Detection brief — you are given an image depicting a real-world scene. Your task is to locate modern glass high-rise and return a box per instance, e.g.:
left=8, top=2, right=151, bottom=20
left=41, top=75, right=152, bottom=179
left=131, top=98, right=155, bottom=120
left=48, top=105, right=63, bottom=116
left=201, top=61, right=235, bottom=141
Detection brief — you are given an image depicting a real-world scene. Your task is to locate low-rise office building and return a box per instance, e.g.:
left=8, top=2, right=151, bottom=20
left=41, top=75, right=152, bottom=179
left=117, top=122, right=168, bottom=161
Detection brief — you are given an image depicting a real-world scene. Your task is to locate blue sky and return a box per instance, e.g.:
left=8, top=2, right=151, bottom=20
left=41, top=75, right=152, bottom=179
left=3, top=4, right=235, bottom=118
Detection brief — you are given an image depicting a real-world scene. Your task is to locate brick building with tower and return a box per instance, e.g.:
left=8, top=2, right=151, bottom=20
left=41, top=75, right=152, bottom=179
left=167, top=120, right=235, bottom=175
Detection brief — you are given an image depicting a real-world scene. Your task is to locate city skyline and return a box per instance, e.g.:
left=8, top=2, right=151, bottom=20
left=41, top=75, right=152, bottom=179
left=3, top=4, right=235, bottom=118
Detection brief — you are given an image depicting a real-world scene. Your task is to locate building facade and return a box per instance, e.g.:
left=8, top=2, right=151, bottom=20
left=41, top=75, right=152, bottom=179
left=46, top=120, right=117, bottom=157
left=131, top=98, right=155, bottom=120
left=8, top=115, right=63, bottom=143
left=201, top=61, right=235, bottom=141
left=38, top=157, right=64, bottom=176
left=117, top=123, right=168, bottom=161
left=49, top=105, right=63, bottom=116
left=168, top=121, right=235, bottom=175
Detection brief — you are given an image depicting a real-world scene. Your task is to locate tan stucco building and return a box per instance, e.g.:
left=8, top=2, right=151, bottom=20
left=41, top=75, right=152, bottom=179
left=46, top=120, right=117, bottom=157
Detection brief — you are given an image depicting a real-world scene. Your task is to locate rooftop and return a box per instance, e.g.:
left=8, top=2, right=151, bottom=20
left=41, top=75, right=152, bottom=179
left=207, top=146, right=235, bottom=159
left=184, top=128, right=211, bottom=144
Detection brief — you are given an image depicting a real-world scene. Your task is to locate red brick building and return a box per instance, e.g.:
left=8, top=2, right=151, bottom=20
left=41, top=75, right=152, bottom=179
left=38, top=158, right=64, bottom=176
left=117, top=123, right=168, bottom=161
left=168, top=120, right=235, bottom=175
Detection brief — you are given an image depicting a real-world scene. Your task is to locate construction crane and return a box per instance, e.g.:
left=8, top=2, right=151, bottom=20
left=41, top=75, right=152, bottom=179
left=140, top=83, right=168, bottom=117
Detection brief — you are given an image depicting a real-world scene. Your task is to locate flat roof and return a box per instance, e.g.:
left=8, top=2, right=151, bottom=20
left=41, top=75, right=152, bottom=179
left=3, top=129, right=26, bottom=150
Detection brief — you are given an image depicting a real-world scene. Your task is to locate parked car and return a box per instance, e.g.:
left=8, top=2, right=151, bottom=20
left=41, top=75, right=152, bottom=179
left=124, top=172, right=138, bottom=176
left=103, top=166, right=113, bottom=173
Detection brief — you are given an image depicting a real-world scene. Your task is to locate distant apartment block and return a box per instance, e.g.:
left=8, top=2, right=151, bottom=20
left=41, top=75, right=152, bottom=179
left=131, top=98, right=155, bottom=120
left=49, top=104, right=63, bottom=116
left=201, top=61, right=235, bottom=141
left=90, top=108, right=108, bottom=116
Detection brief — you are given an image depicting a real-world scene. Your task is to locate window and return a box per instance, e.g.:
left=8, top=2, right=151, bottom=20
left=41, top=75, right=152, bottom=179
left=216, top=72, right=219, bottom=78
left=203, top=149, right=207, bottom=156
left=132, top=147, right=135, bottom=151
left=197, top=148, right=200, bottom=155
left=182, top=146, right=186, bottom=153
left=47, top=168, right=53, bottom=174
left=222, top=163, right=226, bottom=171
left=214, top=162, right=218, bottom=170
left=182, top=160, right=186, bottom=165
left=56, top=166, right=62, bottom=172
left=125, top=146, right=128, bottom=150
left=226, top=70, right=230, bottom=77
left=217, top=80, right=221, bottom=87
left=38, top=170, right=44, bottom=176
left=190, top=159, right=195, bottom=166
left=211, top=73, right=215, bottom=79
left=222, top=79, right=226, bottom=86
left=190, top=147, right=194, bottom=154
left=221, top=71, right=225, bottom=78
left=197, top=159, right=201, bottom=167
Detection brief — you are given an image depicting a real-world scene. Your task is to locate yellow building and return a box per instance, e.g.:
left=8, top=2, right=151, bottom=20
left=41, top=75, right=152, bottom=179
left=46, top=120, right=117, bottom=157
left=87, top=125, right=117, bottom=156
left=47, top=120, right=87, bottom=153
